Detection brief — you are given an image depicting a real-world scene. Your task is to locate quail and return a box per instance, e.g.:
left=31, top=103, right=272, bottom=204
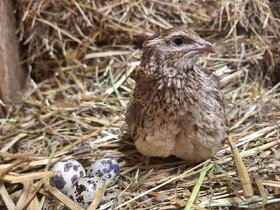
left=126, top=26, right=228, bottom=162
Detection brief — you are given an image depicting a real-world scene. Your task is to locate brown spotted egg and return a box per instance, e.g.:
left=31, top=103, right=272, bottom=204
left=87, top=158, right=120, bottom=186
left=50, top=159, right=86, bottom=194
left=67, top=176, right=104, bottom=208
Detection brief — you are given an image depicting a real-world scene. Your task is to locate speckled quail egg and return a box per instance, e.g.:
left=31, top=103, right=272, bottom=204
left=67, top=176, right=104, bottom=208
left=50, top=159, right=86, bottom=194
left=87, top=158, right=120, bottom=186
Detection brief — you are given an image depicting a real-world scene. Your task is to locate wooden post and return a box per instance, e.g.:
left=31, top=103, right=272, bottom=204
left=0, top=0, right=28, bottom=117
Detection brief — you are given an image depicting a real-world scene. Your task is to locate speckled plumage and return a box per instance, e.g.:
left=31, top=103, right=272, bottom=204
left=126, top=26, right=228, bottom=161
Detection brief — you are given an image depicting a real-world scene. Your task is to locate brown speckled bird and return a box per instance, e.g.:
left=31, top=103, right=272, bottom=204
left=126, top=26, right=228, bottom=162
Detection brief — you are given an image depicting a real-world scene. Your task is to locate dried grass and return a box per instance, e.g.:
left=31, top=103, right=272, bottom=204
left=0, top=0, right=280, bottom=209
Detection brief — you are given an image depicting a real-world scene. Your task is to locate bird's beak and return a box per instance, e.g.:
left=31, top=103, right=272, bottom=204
left=192, top=38, right=215, bottom=53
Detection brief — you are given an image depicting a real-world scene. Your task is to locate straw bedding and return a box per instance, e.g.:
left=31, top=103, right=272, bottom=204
left=0, top=0, right=279, bottom=209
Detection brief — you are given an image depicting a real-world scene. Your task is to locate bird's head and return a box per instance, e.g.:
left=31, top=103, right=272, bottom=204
left=140, top=26, right=215, bottom=74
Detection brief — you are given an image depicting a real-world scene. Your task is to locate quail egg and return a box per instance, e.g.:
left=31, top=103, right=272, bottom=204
left=50, top=159, right=86, bottom=194
left=67, top=176, right=104, bottom=208
left=87, top=158, right=120, bottom=186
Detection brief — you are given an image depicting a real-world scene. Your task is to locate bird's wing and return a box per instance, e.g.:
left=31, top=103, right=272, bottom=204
left=125, top=100, right=143, bottom=137
left=199, top=66, right=229, bottom=133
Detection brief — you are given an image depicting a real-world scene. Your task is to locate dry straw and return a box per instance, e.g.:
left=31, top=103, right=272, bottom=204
left=0, top=0, right=280, bottom=209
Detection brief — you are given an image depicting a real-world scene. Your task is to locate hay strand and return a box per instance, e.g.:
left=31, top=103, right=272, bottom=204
left=228, top=136, right=254, bottom=198
left=184, top=162, right=214, bottom=210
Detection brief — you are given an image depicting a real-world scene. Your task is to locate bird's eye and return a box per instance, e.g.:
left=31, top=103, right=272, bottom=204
left=172, top=37, right=184, bottom=46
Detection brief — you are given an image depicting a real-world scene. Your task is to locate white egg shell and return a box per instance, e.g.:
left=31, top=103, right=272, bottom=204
left=87, top=158, right=120, bottom=186
left=51, top=159, right=86, bottom=194
left=67, top=176, right=104, bottom=208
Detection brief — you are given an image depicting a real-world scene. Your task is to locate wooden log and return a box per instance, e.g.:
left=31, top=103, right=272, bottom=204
left=0, top=0, right=28, bottom=117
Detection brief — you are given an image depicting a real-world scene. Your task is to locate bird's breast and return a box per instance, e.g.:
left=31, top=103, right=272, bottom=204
left=135, top=77, right=195, bottom=118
